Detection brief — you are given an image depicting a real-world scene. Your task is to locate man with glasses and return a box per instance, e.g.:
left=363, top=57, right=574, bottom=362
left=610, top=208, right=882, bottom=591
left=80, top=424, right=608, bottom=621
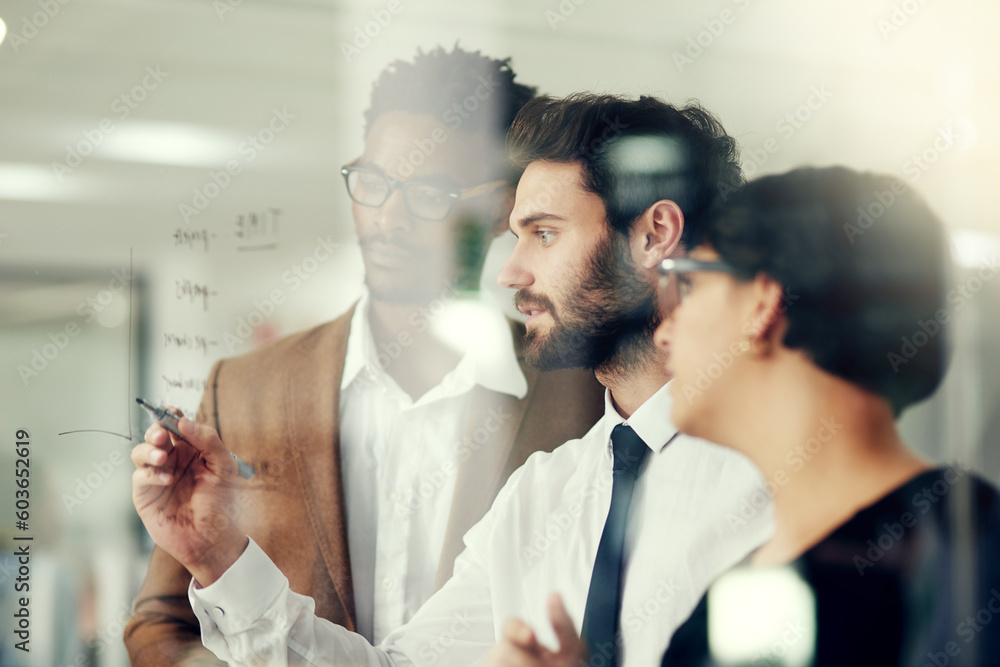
left=130, top=92, right=772, bottom=667
left=124, top=46, right=603, bottom=666
left=341, top=164, right=510, bottom=223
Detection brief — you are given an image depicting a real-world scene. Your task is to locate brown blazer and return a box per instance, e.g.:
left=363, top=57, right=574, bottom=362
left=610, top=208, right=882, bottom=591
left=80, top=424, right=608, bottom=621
left=124, top=306, right=604, bottom=666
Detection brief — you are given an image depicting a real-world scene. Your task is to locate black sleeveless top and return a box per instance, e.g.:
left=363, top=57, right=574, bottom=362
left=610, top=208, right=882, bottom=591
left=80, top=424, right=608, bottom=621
left=661, top=467, right=1000, bottom=667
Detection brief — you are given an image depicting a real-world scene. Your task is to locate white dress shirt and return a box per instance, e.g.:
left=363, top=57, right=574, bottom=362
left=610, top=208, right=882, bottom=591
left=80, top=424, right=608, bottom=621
left=190, top=383, right=774, bottom=667
left=335, top=292, right=527, bottom=643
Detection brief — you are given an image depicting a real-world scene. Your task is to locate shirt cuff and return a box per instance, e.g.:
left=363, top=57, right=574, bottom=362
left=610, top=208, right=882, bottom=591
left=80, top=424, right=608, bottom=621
left=188, top=537, right=288, bottom=636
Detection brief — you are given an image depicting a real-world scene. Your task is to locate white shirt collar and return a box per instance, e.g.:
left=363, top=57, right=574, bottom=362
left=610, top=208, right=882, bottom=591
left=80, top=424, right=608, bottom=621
left=341, top=289, right=528, bottom=402
left=602, top=381, right=679, bottom=459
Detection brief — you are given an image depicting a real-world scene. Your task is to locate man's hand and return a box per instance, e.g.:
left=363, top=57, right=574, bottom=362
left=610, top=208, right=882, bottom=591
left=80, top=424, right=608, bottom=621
left=131, top=410, right=248, bottom=586
left=484, top=594, right=588, bottom=667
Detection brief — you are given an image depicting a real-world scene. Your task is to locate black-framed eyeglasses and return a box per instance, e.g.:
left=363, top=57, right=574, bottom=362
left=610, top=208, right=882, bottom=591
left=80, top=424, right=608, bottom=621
left=341, top=163, right=508, bottom=221
left=658, top=257, right=741, bottom=300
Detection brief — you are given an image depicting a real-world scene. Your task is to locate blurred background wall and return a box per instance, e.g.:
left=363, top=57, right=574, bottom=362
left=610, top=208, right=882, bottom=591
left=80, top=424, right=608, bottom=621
left=1, top=0, right=998, bottom=664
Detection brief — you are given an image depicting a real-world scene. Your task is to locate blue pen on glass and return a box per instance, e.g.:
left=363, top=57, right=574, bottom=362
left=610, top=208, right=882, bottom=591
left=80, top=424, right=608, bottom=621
left=136, top=397, right=255, bottom=480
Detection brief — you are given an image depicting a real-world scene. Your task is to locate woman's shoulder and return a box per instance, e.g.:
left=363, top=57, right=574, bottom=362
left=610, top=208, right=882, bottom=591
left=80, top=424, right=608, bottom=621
left=796, top=465, right=1000, bottom=662
left=820, top=465, right=1000, bottom=547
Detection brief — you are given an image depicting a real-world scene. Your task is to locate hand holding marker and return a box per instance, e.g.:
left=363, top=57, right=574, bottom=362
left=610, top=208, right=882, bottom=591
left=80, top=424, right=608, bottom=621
left=136, top=398, right=255, bottom=480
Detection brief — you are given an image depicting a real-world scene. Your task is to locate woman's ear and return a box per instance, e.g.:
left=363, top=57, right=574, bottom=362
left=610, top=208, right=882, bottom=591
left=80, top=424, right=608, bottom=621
left=743, top=275, right=787, bottom=352
left=631, top=199, right=684, bottom=269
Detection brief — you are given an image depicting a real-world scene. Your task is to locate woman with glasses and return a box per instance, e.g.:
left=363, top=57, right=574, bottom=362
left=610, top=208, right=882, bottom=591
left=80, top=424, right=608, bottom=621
left=654, top=166, right=1000, bottom=665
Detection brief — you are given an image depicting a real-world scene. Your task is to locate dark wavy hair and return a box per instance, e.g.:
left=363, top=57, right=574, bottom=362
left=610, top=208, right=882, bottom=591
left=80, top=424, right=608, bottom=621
left=364, top=45, right=537, bottom=145
left=506, top=93, right=744, bottom=245
left=702, top=166, right=951, bottom=415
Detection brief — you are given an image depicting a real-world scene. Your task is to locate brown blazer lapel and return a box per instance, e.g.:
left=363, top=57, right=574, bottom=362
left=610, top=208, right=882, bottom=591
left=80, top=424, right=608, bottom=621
left=434, top=380, right=531, bottom=589
left=283, top=305, right=358, bottom=628
left=433, top=319, right=605, bottom=589
left=433, top=318, right=532, bottom=588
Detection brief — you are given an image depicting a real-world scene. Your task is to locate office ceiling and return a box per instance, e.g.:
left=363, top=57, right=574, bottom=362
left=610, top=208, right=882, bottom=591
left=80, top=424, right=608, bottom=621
left=2, top=0, right=998, bottom=272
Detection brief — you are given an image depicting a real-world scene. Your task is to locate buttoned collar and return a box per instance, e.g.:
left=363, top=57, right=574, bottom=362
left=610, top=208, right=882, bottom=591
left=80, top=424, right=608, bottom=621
left=602, top=382, right=679, bottom=461
left=341, top=289, right=528, bottom=404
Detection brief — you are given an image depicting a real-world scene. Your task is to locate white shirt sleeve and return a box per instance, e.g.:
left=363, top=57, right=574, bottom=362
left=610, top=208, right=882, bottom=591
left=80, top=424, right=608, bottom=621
left=188, top=535, right=496, bottom=666
left=189, top=539, right=393, bottom=666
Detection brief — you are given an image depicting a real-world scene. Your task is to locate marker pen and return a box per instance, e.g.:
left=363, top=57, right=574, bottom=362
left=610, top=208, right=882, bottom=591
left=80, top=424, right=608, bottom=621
left=136, top=397, right=255, bottom=480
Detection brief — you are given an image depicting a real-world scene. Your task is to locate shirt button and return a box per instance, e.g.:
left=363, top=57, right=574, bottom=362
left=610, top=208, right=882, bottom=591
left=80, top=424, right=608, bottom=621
left=213, top=607, right=225, bottom=618
left=382, top=577, right=394, bottom=590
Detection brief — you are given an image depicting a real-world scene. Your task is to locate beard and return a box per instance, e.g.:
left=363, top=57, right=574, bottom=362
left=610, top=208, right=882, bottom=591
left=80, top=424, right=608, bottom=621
left=516, top=229, right=661, bottom=376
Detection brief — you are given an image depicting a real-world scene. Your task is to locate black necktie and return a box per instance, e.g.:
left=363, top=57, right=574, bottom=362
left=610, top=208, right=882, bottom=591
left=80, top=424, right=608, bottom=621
left=581, top=423, right=650, bottom=667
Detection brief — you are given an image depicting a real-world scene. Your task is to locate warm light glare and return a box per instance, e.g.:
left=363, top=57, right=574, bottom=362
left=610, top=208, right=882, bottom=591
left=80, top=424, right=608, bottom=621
left=0, top=162, right=74, bottom=201
left=431, top=297, right=515, bottom=366
left=95, top=122, right=236, bottom=167
left=0, top=16, right=7, bottom=47
left=607, top=135, right=685, bottom=174
left=951, top=230, right=1000, bottom=269
left=948, top=114, right=978, bottom=151
left=708, top=566, right=816, bottom=666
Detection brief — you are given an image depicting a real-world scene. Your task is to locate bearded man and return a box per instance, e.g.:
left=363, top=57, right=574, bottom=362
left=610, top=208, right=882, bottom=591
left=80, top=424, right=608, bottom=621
left=130, top=93, right=772, bottom=667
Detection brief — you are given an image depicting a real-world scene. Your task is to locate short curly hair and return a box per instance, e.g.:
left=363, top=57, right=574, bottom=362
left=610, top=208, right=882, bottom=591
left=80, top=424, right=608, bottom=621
left=702, top=166, right=951, bottom=415
left=363, top=45, right=537, bottom=146
left=506, top=93, right=744, bottom=245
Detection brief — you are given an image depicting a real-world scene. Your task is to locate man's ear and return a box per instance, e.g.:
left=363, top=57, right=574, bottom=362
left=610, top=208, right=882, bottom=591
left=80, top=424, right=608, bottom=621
left=489, top=186, right=516, bottom=237
left=631, top=199, right=684, bottom=269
